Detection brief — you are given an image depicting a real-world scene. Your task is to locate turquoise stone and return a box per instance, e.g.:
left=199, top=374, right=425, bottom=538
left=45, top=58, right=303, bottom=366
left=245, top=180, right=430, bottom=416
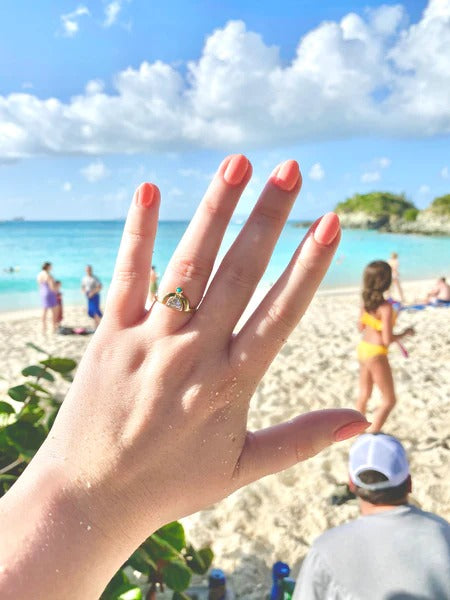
left=176, top=287, right=183, bottom=293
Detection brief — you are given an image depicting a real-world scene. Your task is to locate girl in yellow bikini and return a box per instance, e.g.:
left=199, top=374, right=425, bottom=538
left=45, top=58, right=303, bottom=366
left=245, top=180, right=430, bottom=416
left=357, top=261, right=414, bottom=432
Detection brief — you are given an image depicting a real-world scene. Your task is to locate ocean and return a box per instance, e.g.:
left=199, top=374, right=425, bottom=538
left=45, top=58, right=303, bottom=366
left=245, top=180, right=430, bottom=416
left=1, top=220, right=449, bottom=311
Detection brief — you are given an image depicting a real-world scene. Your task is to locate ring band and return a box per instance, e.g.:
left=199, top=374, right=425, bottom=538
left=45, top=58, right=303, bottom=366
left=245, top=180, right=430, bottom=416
left=156, top=287, right=197, bottom=313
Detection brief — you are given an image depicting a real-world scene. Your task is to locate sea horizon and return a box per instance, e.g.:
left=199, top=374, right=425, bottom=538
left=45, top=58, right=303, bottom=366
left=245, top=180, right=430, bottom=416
left=1, top=220, right=449, bottom=312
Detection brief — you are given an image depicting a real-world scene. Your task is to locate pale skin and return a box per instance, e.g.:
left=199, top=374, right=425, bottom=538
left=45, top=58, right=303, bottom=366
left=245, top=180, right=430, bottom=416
left=0, top=155, right=369, bottom=599
left=357, top=301, right=414, bottom=432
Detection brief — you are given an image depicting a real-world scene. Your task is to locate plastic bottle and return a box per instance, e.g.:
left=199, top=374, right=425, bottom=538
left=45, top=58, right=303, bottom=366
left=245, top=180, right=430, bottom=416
left=270, top=561, right=295, bottom=599
left=208, top=568, right=227, bottom=600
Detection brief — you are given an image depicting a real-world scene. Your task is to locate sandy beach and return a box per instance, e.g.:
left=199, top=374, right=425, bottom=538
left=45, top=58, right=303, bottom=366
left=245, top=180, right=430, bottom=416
left=1, top=279, right=449, bottom=598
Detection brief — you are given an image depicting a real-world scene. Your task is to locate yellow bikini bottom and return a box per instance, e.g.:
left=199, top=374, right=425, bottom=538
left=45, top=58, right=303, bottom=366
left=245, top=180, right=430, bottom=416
left=357, top=340, right=388, bottom=361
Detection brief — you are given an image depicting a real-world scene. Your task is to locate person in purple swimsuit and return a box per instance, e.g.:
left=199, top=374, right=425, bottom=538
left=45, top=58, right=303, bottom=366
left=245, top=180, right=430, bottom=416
left=37, top=261, right=58, bottom=333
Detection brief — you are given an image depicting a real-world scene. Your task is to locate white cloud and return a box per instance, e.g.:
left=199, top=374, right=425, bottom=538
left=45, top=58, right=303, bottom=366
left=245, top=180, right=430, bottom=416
left=60, top=6, right=90, bottom=37
left=308, top=162, right=325, bottom=181
left=2, top=2, right=450, bottom=159
left=361, top=171, right=381, bottom=183
left=80, top=161, right=110, bottom=182
left=21, top=82, right=33, bottom=90
left=104, top=1, right=122, bottom=27
left=441, top=166, right=449, bottom=178
left=168, top=187, right=183, bottom=197
left=62, top=181, right=72, bottom=192
left=377, top=157, right=391, bottom=168
left=418, top=184, right=430, bottom=193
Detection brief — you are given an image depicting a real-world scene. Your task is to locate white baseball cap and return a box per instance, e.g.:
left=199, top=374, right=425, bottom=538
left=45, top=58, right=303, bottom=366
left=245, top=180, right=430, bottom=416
left=349, top=434, right=410, bottom=490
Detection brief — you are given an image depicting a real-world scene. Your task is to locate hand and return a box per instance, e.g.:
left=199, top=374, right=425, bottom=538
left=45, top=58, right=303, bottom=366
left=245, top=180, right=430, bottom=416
left=0, top=155, right=368, bottom=598
left=404, top=326, right=415, bottom=336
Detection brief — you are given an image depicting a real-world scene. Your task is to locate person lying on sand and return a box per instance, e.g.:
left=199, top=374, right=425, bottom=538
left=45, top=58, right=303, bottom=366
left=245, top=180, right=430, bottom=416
left=425, top=277, right=450, bottom=304
left=0, top=155, right=369, bottom=598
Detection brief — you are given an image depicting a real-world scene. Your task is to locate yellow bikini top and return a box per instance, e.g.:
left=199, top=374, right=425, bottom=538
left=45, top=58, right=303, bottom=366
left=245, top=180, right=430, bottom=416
left=361, top=309, right=397, bottom=331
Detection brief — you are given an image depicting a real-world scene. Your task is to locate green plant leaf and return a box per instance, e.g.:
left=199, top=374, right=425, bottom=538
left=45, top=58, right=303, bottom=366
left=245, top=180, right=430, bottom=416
left=162, top=560, right=192, bottom=592
left=172, top=592, right=191, bottom=600
left=155, top=521, right=186, bottom=552
left=22, top=366, right=55, bottom=382
left=26, top=383, right=52, bottom=397
left=185, top=545, right=214, bottom=575
left=0, top=401, right=15, bottom=415
left=127, top=547, right=157, bottom=575
left=40, top=358, right=77, bottom=374
left=5, top=421, right=46, bottom=457
left=19, top=403, right=45, bottom=425
left=7, top=384, right=29, bottom=403
left=143, top=535, right=180, bottom=562
left=26, top=342, right=48, bottom=354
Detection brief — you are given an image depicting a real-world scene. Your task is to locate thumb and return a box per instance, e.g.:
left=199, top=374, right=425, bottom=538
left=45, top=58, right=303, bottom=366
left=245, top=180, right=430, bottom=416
left=235, top=409, right=369, bottom=486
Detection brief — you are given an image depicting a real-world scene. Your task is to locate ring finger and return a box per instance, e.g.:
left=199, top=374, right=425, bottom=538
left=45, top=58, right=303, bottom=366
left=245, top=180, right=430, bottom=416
left=150, top=154, right=252, bottom=332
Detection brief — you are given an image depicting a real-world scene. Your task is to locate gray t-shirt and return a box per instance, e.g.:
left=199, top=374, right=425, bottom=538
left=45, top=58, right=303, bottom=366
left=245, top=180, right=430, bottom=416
left=294, top=505, right=450, bottom=600
left=81, top=274, right=101, bottom=295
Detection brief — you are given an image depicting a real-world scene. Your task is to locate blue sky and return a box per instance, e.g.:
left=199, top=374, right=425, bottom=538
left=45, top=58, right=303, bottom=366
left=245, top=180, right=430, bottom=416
left=0, top=0, right=449, bottom=220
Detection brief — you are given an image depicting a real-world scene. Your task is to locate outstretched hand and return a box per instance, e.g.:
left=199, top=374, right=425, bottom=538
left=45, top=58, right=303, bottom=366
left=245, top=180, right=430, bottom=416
left=0, top=155, right=368, bottom=599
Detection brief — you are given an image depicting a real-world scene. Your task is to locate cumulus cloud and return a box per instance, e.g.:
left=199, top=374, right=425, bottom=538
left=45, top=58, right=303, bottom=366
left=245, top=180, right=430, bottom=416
left=377, top=157, right=391, bottom=168
left=60, top=6, right=90, bottom=37
left=361, top=171, right=381, bottom=183
left=104, top=1, right=122, bottom=27
left=2, top=1, right=450, bottom=159
left=81, top=161, right=110, bottom=182
left=441, top=166, right=449, bottom=178
left=62, top=181, right=72, bottom=192
left=308, top=163, right=325, bottom=181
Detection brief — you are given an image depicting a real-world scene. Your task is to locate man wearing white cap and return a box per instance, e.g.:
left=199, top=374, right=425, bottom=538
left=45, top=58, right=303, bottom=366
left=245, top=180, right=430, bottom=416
left=293, top=433, right=450, bottom=599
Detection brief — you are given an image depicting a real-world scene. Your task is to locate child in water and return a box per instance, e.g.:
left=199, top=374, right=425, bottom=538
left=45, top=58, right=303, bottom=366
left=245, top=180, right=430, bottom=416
left=357, top=261, right=414, bottom=432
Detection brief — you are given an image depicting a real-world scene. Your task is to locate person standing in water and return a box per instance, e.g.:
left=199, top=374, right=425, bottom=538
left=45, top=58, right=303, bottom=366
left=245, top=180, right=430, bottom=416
left=81, top=264, right=103, bottom=328
left=36, top=261, right=58, bottom=334
left=356, top=261, right=414, bottom=432
left=388, top=252, right=404, bottom=303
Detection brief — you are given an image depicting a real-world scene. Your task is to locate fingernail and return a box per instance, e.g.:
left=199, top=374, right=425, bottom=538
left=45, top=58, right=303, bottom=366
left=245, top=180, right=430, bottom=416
left=223, top=154, right=249, bottom=185
left=314, top=212, right=340, bottom=245
left=333, top=420, right=371, bottom=442
left=271, top=160, right=300, bottom=191
left=136, top=183, right=155, bottom=208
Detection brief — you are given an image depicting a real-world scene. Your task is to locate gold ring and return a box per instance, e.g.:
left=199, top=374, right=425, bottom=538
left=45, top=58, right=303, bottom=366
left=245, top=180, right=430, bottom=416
left=156, top=287, right=197, bottom=313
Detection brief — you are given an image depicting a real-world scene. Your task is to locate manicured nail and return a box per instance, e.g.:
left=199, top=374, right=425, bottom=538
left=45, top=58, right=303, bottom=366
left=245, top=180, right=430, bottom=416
left=333, top=420, right=371, bottom=442
left=136, top=183, right=155, bottom=208
left=314, top=212, right=340, bottom=245
left=272, top=160, right=300, bottom=191
left=223, top=154, right=249, bottom=185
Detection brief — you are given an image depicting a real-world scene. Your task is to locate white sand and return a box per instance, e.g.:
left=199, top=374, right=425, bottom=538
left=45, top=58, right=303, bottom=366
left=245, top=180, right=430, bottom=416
left=1, top=280, right=449, bottom=598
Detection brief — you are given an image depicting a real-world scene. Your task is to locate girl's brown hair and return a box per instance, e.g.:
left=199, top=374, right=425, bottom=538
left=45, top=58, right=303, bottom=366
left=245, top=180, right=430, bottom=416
left=362, top=261, right=392, bottom=312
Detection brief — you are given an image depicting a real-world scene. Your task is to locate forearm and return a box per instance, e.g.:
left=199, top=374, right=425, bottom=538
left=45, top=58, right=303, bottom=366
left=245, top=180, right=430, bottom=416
left=0, top=451, right=142, bottom=599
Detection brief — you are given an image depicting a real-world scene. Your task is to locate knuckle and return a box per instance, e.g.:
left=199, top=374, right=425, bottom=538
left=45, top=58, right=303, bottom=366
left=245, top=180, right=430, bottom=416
left=171, top=255, right=212, bottom=283
left=265, top=302, right=294, bottom=334
left=203, top=195, right=230, bottom=221
left=124, top=228, right=147, bottom=244
left=222, top=260, right=254, bottom=291
left=254, top=204, right=285, bottom=228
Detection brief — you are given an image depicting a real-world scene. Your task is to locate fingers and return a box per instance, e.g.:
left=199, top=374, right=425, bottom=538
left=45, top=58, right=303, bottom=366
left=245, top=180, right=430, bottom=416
left=105, top=183, right=160, bottom=327
left=198, top=160, right=302, bottom=334
left=235, top=409, right=370, bottom=486
left=150, top=154, right=252, bottom=333
left=231, top=213, right=340, bottom=370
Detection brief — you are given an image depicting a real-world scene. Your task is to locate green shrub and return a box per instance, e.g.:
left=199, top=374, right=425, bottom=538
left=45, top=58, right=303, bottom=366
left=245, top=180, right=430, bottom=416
left=1, top=344, right=213, bottom=600
left=403, top=208, right=419, bottom=222
left=336, top=192, right=416, bottom=217
left=429, top=194, right=450, bottom=216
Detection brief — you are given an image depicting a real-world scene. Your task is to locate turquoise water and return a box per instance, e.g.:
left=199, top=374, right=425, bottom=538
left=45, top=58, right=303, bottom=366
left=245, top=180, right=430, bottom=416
left=1, top=220, right=449, bottom=311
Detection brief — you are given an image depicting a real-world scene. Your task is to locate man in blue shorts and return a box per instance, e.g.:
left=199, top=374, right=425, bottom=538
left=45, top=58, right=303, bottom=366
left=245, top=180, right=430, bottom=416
left=81, top=264, right=103, bottom=328
left=294, top=433, right=450, bottom=599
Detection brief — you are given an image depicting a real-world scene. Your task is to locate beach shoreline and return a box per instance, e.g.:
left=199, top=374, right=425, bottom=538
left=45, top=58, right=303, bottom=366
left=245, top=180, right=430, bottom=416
left=1, top=278, right=448, bottom=598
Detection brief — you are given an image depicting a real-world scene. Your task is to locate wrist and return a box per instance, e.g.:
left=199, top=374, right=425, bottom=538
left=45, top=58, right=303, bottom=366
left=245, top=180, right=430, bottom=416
left=0, top=451, right=144, bottom=598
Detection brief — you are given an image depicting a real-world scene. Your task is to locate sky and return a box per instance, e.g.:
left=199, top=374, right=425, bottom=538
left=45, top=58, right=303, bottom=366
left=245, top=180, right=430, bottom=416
left=0, top=0, right=449, bottom=221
